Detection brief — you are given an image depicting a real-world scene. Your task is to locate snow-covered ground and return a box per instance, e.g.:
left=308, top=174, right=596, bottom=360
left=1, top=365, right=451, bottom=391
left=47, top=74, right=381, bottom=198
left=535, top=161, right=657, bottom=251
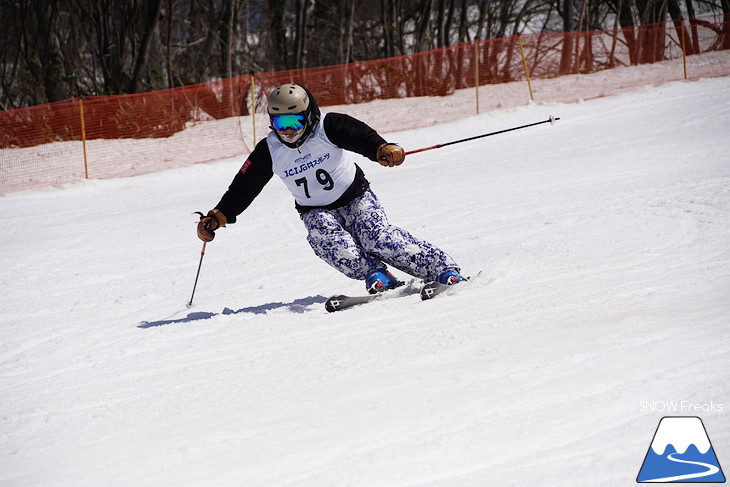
left=1, top=76, right=729, bottom=486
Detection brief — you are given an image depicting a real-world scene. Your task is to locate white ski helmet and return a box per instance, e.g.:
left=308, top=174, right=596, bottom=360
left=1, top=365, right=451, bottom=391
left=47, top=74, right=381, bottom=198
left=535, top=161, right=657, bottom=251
left=267, top=84, right=314, bottom=145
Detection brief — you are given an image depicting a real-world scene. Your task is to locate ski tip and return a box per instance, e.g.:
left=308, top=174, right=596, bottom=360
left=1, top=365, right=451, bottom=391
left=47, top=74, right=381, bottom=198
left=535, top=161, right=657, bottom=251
left=420, top=270, right=482, bottom=301
left=324, top=295, right=347, bottom=313
left=419, top=281, right=441, bottom=301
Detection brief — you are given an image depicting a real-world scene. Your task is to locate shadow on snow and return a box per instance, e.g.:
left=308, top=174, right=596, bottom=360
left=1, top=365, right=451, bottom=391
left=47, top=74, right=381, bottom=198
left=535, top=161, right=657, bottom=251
left=138, top=295, right=328, bottom=328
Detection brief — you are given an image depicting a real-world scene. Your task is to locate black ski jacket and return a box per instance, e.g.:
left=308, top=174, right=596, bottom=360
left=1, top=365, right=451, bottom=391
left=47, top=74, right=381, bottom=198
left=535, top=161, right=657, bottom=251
left=214, top=112, right=387, bottom=223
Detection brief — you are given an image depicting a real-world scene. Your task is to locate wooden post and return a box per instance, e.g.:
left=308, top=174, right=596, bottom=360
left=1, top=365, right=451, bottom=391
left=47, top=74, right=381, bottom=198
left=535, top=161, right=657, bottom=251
left=249, top=73, right=257, bottom=142
left=518, top=35, right=535, bottom=102
left=79, top=98, right=89, bottom=179
left=474, top=38, right=480, bottom=114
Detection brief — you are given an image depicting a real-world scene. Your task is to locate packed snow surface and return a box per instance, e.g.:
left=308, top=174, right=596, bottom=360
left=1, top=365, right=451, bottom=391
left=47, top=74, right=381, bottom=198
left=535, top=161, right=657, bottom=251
left=1, top=77, right=729, bottom=486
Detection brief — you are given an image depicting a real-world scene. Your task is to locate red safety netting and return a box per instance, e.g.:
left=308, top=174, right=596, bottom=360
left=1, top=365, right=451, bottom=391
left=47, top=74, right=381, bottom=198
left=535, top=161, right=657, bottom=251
left=2, top=15, right=729, bottom=193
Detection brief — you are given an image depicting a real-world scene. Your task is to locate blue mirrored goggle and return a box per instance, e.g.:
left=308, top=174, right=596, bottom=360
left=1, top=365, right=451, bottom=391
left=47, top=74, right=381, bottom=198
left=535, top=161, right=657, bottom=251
left=271, top=113, right=306, bottom=131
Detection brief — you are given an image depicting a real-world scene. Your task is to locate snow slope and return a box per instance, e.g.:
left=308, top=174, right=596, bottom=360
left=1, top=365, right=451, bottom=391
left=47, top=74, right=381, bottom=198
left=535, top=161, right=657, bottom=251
left=1, top=77, right=729, bottom=486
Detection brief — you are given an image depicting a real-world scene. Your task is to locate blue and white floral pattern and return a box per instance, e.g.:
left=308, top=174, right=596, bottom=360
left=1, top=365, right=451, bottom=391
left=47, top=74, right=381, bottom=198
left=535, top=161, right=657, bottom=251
left=301, top=189, right=458, bottom=282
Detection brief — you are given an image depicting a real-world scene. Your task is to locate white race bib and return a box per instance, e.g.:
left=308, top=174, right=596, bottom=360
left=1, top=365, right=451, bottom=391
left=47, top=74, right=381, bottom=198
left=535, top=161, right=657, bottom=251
left=267, top=119, right=357, bottom=206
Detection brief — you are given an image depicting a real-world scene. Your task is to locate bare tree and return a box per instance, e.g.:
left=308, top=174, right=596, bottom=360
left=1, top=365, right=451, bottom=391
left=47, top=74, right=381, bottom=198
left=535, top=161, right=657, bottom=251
left=268, top=0, right=288, bottom=70
left=1, top=0, right=729, bottom=110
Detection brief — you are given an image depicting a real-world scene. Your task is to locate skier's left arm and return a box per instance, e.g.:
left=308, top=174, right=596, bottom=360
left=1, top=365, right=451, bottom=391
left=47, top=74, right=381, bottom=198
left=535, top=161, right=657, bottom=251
left=323, top=113, right=405, bottom=167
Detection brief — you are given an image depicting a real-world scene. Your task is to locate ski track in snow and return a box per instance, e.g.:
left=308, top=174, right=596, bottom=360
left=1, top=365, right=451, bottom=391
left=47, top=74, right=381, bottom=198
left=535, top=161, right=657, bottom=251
left=1, top=76, right=729, bottom=486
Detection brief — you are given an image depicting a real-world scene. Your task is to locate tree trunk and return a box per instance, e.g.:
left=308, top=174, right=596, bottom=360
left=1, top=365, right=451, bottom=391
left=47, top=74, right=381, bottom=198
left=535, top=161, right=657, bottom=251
left=28, top=0, right=69, bottom=103
left=166, top=0, right=174, bottom=88
left=443, top=0, right=455, bottom=47
left=413, top=0, right=433, bottom=96
left=579, top=0, right=593, bottom=72
left=381, top=0, right=393, bottom=58
left=345, top=1, right=354, bottom=63
left=414, top=0, right=433, bottom=53
left=613, top=0, right=638, bottom=64
left=721, top=0, right=730, bottom=50
left=559, top=0, right=575, bottom=75
left=684, top=0, right=700, bottom=54
left=457, top=0, right=468, bottom=43
left=196, top=0, right=221, bottom=81
left=268, top=0, right=287, bottom=70
left=293, top=0, right=309, bottom=69
left=129, top=0, right=162, bottom=93
left=667, top=0, right=693, bottom=55
left=224, top=0, right=236, bottom=79
left=436, top=0, right=446, bottom=48
left=637, top=0, right=668, bottom=63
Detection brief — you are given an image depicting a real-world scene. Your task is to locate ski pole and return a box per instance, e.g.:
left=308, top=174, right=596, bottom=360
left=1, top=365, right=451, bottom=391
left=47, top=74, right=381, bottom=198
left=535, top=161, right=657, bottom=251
left=187, top=241, right=207, bottom=308
left=187, top=211, right=210, bottom=308
left=405, top=115, right=560, bottom=156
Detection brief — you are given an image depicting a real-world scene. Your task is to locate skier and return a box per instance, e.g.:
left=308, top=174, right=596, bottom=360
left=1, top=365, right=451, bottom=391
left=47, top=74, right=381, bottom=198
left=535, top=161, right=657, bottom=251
left=197, top=83, right=465, bottom=293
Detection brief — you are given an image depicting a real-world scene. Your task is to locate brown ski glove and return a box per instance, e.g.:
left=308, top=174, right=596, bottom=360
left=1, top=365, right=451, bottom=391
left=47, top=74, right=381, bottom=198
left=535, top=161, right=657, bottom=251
left=376, top=143, right=405, bottom=167
left=197, top=209, right=227, bottom=242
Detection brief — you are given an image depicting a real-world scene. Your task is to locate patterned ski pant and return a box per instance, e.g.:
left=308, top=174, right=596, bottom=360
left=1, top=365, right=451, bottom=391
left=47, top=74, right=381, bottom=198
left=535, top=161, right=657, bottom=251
left=300, top=189, right=458, bottom=282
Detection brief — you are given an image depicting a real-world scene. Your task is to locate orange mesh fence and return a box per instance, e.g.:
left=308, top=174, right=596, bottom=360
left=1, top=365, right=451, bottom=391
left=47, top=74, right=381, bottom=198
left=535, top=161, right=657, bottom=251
left=2, top=15, right=729, bottom=193
left=0, top=77, right=253, bottom=192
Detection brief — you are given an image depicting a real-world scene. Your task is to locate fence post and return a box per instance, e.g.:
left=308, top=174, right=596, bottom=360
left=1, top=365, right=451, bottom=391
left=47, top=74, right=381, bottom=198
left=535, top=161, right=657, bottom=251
left=518, top=35, right=535, bottom=102
left=474, top=38, right=480, bottom=114
left=79, top=97, right=90, bottom=179
left=249, top=72, right=257, bottom=142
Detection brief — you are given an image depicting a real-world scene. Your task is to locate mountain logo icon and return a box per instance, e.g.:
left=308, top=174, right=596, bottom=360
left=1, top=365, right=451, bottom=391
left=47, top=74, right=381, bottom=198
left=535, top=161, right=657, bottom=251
left=637, top=416, right=725, bottom=483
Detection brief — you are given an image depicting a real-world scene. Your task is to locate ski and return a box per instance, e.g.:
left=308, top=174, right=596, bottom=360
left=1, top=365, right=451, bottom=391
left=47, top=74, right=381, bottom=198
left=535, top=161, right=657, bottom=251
left=419, top=281, right=452, bottom=300
left=420, top=271, right=482, bottom=301
left=325, top=272, right=482, bottom=311
left=325, top=293, right=382, bottom=312
left=325, top=280, right=410, bottom=312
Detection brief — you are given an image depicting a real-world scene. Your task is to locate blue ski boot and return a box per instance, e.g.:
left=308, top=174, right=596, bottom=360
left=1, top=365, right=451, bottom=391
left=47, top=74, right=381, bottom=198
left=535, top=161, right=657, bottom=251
left=365, top=268, right=401, bottom=294
left=437, top=267, right=467, bottom=285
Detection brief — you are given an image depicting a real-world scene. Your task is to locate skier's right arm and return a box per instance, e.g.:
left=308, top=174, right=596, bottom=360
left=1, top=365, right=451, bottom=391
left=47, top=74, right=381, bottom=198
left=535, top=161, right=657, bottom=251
left=197, top=139, right=274, bottom=242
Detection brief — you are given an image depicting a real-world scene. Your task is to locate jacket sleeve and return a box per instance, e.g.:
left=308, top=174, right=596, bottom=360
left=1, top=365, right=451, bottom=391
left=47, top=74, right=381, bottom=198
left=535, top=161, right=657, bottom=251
left=322, top=113, right=387, bottom=162
left=214, top=139, right=274, bottom=224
